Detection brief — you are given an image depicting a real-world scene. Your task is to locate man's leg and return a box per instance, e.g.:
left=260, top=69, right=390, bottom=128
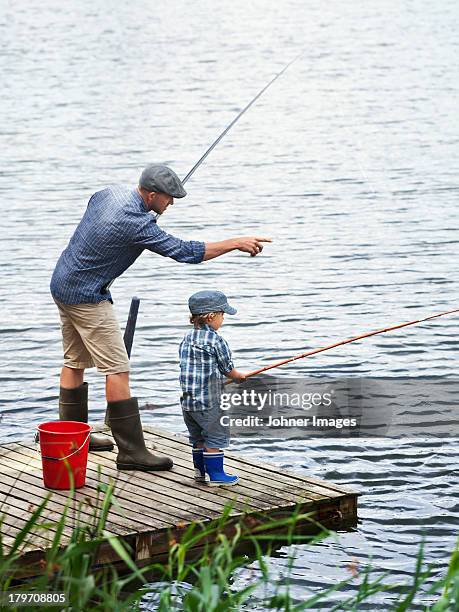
left=57, top=300, right=172, bottom=471
left=105, top=366, right=173, bottom=470
left=53, top=301, right=114, bottom=451
left=58, top=375, right=115, bottom=452
left=57, top=365, right=114, bottom=451
left=106, top=372, right=131, bottom=402
left=60, top=366, right=84, bottom=389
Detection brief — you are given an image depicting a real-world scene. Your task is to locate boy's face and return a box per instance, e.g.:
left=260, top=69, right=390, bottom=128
left=209, top=312, right=224, bottom=330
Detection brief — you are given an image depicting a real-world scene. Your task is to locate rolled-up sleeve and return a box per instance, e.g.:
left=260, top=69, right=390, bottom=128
left=131, top=218, right=205, bottom=263
left=214, top=337, right=234, bottom=375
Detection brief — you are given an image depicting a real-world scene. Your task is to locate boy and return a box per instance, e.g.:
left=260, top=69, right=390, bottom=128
left=179, top=290, right=247, bottom=486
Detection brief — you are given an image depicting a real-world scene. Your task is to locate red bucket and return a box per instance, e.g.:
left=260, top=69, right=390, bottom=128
left=37, top=421, right=91, bottom=489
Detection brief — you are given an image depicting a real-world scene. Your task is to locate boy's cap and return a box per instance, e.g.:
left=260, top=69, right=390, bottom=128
left=139, top=164, right=187, bottom=198
left=189, top=290, right=237, bottom=315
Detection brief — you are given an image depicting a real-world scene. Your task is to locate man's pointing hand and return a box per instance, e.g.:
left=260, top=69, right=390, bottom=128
left=203, top=237, right=272, bottom=261
left=235, top=237, right=272, bottom=257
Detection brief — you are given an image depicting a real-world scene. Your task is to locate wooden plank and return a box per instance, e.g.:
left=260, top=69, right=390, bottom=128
left=133, top=495, right=353, bottom=564
left=0, top=475, right=147, bottom=538
left=5, top=445, right=215, bottom=525
left=0, top=468, right=154, bottom=532
left=142, top=433, right=339, bottom=501
left=142, top=426, right=360, bottom=496
left=138, top=428, right=349, bottom=501
left=90, top=438, right=303, bottom=507
left=79, top=439, right=318, bottom=508
left=5, top=447, right=332, bottom=527
left=1, top=446, right=175, bottom=526
left=94, top=425, right=339, bottom=503
left=0, top=450, right=191, bottom=533
left=135, top=435, right=324, bottom=503
left=91, top=423, right=357, bottom=499
left=0, top=490, right=54, bottom=552
left=79, top=453, right=273, bottom=513
left=0, top=427, right=359, bottom=579
left=10, top=442, right=249, bottom=514
left=0, top=498, right=69, bottom=547
left=15, top=442, right=270, bottom=515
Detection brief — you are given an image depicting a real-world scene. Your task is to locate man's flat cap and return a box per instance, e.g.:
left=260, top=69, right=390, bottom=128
left=139, top=164, right=187, bottom=198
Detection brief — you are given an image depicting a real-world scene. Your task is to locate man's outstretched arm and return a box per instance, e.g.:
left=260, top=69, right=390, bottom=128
left=132, top=218, right=271, bottom=264
left=203, top=237, right=272, bottom=260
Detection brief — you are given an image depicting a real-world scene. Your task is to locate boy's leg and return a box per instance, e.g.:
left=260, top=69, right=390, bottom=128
left=202, top=403, right=231, bottom=452
left=201, top=407, right=238, bottom=486
left=182, top=409, right=206, bottom=480
left=191, top=445, right=206, bottom=481
left=182, top=409, right=205, bottom=446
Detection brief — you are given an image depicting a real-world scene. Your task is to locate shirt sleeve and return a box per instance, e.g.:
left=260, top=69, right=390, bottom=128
left=214, top=336, right=234, bottom=375
left=131, top=217, right=205, bottom=264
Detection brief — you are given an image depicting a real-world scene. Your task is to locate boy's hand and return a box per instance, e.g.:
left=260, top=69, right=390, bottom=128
left=227, top=369, right=248, bottom=384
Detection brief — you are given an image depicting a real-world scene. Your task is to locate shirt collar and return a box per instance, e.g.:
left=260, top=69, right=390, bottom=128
left=200, top=323, right=217, bottom=334
left=132, top=187, right=148, bottom=212
left=133, top=187, right=161, bottom=221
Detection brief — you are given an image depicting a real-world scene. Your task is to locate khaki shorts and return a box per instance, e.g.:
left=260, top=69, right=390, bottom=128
left=54, top=299, right=130, bottom=375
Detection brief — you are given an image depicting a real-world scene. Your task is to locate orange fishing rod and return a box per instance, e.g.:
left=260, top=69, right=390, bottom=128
left=227, top=307, right=459, bottom=383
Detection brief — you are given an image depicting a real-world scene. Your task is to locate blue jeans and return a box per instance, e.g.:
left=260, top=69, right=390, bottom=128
left=182, top=406, right=230, bottom=449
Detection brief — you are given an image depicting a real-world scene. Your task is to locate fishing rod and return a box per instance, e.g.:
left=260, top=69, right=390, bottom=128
left=107, top=55, right=302, bottom=289
left=181, top=51, right=304, bottom=185
left=226, top=307, right=459, bottom=383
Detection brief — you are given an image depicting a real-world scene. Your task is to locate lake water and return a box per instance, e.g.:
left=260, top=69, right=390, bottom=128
left=1, top=0, right=458, bottom=608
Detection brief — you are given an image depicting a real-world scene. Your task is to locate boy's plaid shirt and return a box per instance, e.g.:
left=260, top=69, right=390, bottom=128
left=179, top=324, right=234, bottom=411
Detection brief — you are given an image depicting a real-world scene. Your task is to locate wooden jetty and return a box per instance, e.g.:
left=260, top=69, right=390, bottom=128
left=0, top=426, right=359, bottom=577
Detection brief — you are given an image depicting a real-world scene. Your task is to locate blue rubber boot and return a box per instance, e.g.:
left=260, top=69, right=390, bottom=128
left=192, top=447, right=206, bottom=482
left=203, top=451, right=239, bottom=487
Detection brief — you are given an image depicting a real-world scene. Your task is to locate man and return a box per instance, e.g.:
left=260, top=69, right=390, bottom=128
left=50, top=164, right=270, bottom=472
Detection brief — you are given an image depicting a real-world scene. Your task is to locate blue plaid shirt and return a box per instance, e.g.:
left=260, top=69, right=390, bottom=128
left=50, top=185, right=205, bottom=304
left=179, top=324, right=234, bottom=411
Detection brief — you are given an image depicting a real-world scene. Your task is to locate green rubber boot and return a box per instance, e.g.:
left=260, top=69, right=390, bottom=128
left=106, top=398, right=173, bottom=471
left=59, top=383, right=114, bottom=452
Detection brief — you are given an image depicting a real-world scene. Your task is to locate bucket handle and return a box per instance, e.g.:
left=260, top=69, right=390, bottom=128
left=38, top=431, right=91, bottom=461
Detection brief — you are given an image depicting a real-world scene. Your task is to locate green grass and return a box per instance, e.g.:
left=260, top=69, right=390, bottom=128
left=0, top=472, right=457, bottom=611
